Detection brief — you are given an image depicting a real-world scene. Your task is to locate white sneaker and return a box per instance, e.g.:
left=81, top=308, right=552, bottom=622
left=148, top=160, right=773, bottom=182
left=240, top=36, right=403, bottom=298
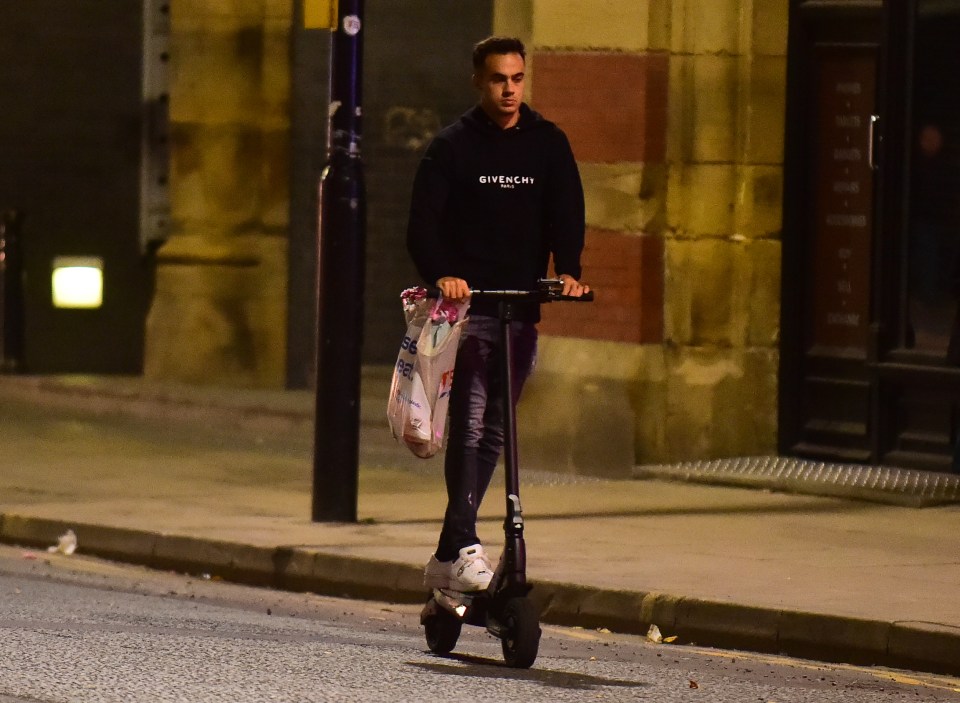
left=424, top=544, right=493, bottom=592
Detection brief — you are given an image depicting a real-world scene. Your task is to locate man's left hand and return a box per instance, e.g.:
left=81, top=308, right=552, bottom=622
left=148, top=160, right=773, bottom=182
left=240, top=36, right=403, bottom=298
left=558, top=274, right=590, bottom=297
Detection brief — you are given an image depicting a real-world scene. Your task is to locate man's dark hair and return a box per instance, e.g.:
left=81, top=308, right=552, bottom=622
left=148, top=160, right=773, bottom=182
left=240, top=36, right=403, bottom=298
left=472, top=36, right=526, bottom=71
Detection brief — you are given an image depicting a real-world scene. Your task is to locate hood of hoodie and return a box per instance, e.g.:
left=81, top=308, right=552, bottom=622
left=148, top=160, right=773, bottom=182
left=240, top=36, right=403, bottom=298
left=460, top=103, right=553, bottom=136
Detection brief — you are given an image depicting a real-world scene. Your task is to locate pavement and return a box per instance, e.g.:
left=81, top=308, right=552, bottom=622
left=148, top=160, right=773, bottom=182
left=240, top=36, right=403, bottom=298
left=1, top=370, right=960, bottom=677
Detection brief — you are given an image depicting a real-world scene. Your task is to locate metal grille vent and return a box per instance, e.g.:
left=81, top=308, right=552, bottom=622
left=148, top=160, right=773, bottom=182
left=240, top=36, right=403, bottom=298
left=634, top=456, right=960, bottom=507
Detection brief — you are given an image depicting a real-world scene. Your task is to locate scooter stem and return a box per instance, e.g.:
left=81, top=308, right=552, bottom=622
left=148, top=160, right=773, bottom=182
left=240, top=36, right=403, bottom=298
left=499, top=301, right=520, bottom=498
left=498, top=300, right=527, bottom=589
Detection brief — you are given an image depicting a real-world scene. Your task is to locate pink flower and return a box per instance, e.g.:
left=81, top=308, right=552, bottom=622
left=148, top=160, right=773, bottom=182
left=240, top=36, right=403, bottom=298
left=430, top=298, right=460, bottom=324
left=400, top=286, right=427, bottom=305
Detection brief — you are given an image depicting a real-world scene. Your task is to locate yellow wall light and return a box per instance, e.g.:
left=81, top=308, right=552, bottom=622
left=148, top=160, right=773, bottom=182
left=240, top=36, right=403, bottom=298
left=51, top=256, right=104, bottom=309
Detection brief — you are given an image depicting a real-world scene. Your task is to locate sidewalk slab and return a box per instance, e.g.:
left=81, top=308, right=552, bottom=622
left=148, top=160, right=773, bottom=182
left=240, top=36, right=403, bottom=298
left=2, top=374, right=960, bottom=678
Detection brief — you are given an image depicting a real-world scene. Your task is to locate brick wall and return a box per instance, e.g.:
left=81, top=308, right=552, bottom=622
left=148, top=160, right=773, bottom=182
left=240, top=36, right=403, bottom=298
left=533, top=52, right=668, bottom=164
left=532, top=49, right=668, bottom=345
left=539, top=229, right=663, bottom=344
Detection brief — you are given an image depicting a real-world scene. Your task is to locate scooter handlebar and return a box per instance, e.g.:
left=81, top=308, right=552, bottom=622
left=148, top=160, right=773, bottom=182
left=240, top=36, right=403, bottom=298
left=468, top=289, right=594, bottom=301
left=426, top=279, right=594, bottom=303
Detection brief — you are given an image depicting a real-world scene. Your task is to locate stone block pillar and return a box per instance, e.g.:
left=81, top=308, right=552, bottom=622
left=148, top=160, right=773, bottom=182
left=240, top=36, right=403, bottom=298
left=660, top=0, right=787, bottom=460
left=144, top=0, right=292, bottom=387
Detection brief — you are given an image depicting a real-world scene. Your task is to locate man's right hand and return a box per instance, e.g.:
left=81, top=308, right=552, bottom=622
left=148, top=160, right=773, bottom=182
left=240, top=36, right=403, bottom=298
left=436, top=277, right=471, bottom=301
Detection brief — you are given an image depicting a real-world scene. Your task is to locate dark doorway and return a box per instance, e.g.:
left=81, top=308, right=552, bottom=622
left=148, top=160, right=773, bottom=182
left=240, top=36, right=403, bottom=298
left=781, top=0, right=960, bottom=473
left=780, top=1, right=883, bottom=463
left=0, top=1, right=164, bottom=373
left=902, top=5, right=960, bottom=358
left=874, top=0, right=960, bottom=471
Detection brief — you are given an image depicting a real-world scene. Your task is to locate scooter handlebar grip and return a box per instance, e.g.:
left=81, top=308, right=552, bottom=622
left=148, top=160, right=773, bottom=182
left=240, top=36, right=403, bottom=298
left=554, top=291, right=594, bottom=302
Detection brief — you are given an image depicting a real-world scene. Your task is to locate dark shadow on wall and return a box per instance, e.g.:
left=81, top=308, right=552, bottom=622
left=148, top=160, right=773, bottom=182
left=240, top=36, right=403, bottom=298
left=287, top=0, right=494, bottom=388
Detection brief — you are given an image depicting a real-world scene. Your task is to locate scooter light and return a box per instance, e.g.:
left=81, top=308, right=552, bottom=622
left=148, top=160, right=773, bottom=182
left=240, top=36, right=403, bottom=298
left=455, top=605, right=467, bottom=617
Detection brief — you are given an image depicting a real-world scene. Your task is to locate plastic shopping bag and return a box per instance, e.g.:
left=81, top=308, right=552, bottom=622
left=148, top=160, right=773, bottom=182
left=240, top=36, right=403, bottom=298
left=387, top=289, right=433, bottom=452
left=387, top=287, right=469, bottom=458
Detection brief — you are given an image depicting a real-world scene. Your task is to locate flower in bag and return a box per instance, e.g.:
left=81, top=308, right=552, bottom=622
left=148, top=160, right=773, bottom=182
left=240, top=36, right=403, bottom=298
left=429, top=298, right=462, bottom=324
left=400, top=286, right=427, bottom=314
left=428, top=297, right=469, bottom=348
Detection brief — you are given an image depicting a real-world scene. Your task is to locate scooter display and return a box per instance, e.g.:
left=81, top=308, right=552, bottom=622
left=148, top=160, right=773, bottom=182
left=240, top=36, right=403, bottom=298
left=420, top=278, right=593, bottom=669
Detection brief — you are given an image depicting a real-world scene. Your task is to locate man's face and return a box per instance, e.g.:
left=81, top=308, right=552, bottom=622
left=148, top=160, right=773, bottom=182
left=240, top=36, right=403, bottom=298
left=473, top=52, right=525, bottom=127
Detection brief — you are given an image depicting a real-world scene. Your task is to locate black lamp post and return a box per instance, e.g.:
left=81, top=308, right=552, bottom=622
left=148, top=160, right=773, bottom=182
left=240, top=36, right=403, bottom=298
left=312, top=0, right=366, bottom=522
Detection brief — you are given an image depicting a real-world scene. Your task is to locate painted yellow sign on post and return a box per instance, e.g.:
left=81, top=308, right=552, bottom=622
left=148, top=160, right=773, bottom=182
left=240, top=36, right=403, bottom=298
left=304, top=0, right=338, bottom=29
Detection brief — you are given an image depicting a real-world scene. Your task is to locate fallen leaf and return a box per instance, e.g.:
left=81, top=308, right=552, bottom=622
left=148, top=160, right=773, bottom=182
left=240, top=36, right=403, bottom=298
left=597, top=627, right=611, bottom=634
left=663, top=635, right=678, bottom=643
left=646, top=624, right=663, bottom=643
left=689, top=680, right=699, bottom=689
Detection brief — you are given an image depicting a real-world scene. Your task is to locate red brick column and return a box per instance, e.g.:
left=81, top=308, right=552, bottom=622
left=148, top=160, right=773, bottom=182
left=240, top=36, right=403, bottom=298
left=532, top=51, right=668, bottom=344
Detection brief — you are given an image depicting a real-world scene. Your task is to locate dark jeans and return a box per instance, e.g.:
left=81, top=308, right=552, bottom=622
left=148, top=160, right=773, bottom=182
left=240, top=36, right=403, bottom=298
left=435, top=315, right=537, bottom=562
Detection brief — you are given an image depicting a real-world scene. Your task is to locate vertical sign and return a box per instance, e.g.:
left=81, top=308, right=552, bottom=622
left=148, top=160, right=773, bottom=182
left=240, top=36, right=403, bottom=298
left=140, top=0, right=171, bottom=254
left=809, top=46, right=876, bottom=353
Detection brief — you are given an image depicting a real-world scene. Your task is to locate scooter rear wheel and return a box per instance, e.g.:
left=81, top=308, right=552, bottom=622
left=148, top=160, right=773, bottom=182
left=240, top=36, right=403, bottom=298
left=424, top=603, right=462, bottom=655
left=500, top=597, right=541, bottom=668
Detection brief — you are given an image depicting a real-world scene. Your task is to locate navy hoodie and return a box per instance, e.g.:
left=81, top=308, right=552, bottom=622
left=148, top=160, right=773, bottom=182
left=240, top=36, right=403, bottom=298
left=406, top=103, right=585, bottom=321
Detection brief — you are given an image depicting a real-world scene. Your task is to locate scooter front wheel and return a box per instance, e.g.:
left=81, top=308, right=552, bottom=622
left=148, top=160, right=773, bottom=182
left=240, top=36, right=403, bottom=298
left=423, top=602, right=463, bottom=655
left=500, top=597, right=541, bottom=668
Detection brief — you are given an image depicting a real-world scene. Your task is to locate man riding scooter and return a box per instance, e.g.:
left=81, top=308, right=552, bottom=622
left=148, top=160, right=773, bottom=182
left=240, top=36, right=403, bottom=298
left=406, top=35, right=589, bottom=595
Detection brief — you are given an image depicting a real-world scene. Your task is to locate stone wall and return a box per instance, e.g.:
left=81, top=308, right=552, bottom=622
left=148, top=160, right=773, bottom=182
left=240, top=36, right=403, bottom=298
left=147, top=0, right=789, bottom=469
left=657, top=0, right=786, bottom=461
left=144, top=1, right=291, bottom=387
left=512, top=0, right=788, bottom=472
left=151, top=2, right=492, bottom=387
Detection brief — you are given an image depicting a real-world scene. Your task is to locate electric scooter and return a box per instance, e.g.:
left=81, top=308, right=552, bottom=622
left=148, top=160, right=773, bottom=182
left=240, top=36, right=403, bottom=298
left=420, top=278, right=594, bottom=669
